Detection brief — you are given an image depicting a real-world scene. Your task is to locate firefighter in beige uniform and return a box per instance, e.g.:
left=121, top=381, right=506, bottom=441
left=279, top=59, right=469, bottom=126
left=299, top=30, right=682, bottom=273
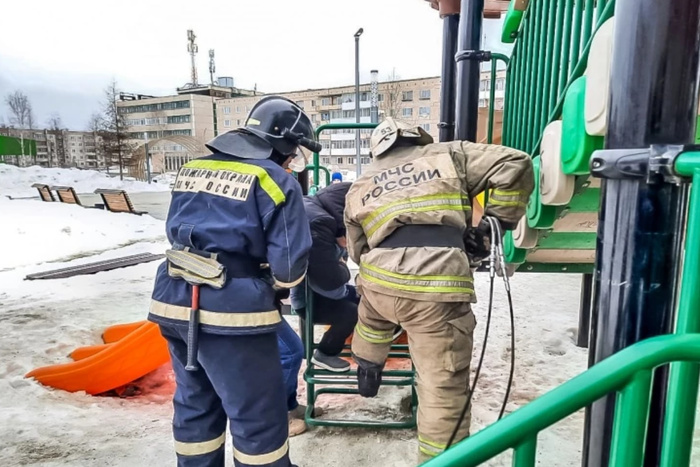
left=344, top=117, right=534, bottom=459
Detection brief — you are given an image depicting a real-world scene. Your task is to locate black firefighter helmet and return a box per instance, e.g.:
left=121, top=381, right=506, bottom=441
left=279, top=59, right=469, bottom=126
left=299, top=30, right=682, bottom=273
left=206, top=96, right=320, bottom=164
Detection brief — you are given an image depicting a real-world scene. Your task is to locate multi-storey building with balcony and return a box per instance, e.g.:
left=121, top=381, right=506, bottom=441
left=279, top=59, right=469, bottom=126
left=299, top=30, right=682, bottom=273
left=216, top=71, right=504, bottom=180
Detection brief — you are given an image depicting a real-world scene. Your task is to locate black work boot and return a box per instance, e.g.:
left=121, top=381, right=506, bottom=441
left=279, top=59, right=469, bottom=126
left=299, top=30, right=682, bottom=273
left=353, top=354, right=384, bottom=397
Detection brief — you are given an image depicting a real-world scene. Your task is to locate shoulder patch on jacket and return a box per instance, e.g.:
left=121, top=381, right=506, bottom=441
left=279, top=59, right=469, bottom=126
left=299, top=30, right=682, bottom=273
left=175, top=159, right=286, bottom=205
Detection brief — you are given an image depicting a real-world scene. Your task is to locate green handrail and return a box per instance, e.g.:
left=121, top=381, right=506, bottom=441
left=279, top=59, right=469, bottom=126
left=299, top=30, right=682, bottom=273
left=422, top=334, right=700, bottom=467
left=312, top=122, right=378, bottom=187
left=486, top=53, right=509, bottom=144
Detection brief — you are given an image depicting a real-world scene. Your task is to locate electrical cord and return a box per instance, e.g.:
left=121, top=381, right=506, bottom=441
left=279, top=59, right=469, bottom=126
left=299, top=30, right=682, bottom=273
left=445, top=216, right=516, bottom=450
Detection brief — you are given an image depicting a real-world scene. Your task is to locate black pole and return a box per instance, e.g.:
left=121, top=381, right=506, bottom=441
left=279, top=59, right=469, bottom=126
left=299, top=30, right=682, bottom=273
left=439, top=14, right=460, bottom=143
left=454, top=0, right=484, bottom=142
left=583, top=1, right=700, bottom=466
left=576, top=273, right=593, bottom=348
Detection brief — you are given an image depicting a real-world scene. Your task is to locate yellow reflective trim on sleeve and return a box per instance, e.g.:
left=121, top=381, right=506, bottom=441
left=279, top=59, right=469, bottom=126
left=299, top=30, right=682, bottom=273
left=488, top=199, right=528, bottom=208
left=183, top=159, right=286, bottom=206
left=174, top=432, right=226, bottom=456
left=233, top=439, right=289, bottom=465
left=150, top=301, right=281, bottom=328
left=273, top=272, right=306, bottom=289
left=492, top=189, right=528, bottom=197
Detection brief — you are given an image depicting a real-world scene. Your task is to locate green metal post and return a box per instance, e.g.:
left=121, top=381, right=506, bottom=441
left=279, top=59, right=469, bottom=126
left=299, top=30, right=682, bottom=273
left=487, top=54, right=508, bottom=144
left=569, top=0, right=584, bottom=76
left=525, top=0, right=543, bottom=152
left=596, top=0, right=607, bottom=23
left=661, top=152, right=700, bottom=467
left=512, top=436, right=537, bottom=467
left=558, top=0, right=574, bottom=95
left=519, top=4, right=535, bottom=150
left=582, top=0, right=596, bottom=53
left=539, top=0, right=557, bottom=135
left=608, top=370, right=652, bottom=467
left=549, top=0, right=566, bottom=108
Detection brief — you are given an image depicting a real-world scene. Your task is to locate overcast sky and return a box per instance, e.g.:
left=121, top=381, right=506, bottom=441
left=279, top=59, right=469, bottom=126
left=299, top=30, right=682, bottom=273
left=0, top=0, right=511, bottom=130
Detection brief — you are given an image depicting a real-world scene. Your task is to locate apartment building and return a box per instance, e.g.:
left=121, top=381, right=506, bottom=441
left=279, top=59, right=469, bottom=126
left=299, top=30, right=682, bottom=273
left=0, top=128, right=106, bottom=168
left=117, top=84, right=257, bottom=173
left=216, top=71, right=505, bottom=178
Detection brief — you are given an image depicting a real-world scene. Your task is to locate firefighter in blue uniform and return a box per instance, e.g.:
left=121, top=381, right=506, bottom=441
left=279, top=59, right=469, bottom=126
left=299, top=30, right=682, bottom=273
left=148, top=96, right=317, bottom=467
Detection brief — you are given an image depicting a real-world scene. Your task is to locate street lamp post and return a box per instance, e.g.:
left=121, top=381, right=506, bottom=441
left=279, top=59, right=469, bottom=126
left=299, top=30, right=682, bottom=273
left=354, top=28, right=363, bottom=177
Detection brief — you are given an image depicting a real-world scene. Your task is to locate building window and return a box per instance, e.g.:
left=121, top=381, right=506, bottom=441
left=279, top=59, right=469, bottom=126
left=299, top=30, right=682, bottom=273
left=378, top=94, right=384, bottom=102
left=402, top=91, right=413, bottom=102
left=337, top=157, right=344, bottom=165
left=496, top=78, right=506, bottom=90
left=321, top=112, right=330, bottom=121
left=479, top=99, right=486, bottom=108
left=236, top=106, right=241, bottom=113
left=361, top=157, right=371, bottom=164
left=311, top=100, right=317, bottom=107
left=224, top=120, right=231, bottom=127
left=402, top=108, right=413, bottom=117
left=419, top=107, right=430, bottom=118
left=321, top=98, right=331, bottom=106
left=348, top=157, right=356, bottom=165
left=223, top=107, right=231, bottom=114
left=168, top=115, right=191, bottom=124
left=322, top=157, right=330, bottom=165
left=237, top=119, right=242, bottom=125
left=420, top=123, right=431, bottom=132
left=420, top=90, right=431, bottom=100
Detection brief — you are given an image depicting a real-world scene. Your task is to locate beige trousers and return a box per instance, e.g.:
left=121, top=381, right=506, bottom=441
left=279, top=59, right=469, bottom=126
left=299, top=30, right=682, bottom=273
left=351, top=288, right=476, bottom=457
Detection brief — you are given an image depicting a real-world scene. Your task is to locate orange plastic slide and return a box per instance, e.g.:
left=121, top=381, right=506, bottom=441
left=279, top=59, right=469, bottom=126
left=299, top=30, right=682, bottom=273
left=26, top=320, right=170, bottom=395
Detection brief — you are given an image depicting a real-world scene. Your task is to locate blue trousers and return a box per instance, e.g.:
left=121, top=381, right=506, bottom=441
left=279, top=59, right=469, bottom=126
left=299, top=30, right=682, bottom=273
left=159, top=324, right=295, bottom=467
left=276, top=317, right=304, bottom=412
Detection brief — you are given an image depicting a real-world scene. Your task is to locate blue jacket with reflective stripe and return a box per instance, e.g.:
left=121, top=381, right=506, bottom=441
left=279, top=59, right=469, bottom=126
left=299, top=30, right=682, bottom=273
left=148, top=152, right=312, bottom=335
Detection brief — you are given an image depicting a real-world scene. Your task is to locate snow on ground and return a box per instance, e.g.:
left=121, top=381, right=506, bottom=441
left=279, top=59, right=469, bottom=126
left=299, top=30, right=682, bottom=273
left=0, top=165, right=171, bottom=199
left=3, top=198, right=697, bottom=466
left=0, top=198, right=165, bottom=270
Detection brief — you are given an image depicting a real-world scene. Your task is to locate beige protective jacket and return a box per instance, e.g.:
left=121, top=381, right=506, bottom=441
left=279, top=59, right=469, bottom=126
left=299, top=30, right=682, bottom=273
left=345, top=141, right=534, bottom=303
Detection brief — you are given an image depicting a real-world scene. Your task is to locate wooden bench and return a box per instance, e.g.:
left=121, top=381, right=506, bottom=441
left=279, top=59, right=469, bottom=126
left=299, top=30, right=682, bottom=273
left=31, top=183, right=56, bottom=202
left=94, top=189, right=147, bottom=215
left=51, top=186, right=103, bottom=209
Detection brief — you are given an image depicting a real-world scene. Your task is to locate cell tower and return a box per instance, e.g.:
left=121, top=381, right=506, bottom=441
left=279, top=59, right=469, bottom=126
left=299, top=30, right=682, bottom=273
left=187, top=29, right=199, bottom=86
left=209, top=49, right=216, bottom=85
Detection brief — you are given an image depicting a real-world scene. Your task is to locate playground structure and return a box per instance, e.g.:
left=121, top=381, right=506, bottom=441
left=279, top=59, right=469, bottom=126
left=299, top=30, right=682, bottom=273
left=19, top=0, right=700, bottom=465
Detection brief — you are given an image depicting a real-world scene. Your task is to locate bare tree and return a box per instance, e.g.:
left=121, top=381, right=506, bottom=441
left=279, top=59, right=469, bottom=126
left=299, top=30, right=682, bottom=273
left=46, top=113, right=63, bottom=130
left=5, top=90, right=35, bottom=129
left=87, top=112, right=109, bottom=169
left=381, top=68, right=405, bottom=120
left=101, top=80, right=133, bottom=180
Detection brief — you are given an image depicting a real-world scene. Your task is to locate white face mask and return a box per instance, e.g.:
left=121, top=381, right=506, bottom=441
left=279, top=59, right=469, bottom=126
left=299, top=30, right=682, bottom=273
left=287, top=149, right=309, bottom=173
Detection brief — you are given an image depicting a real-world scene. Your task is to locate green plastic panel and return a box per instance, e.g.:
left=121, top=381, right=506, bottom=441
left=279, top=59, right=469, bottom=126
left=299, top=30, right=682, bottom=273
left=505, top=231, right=528, bottom=264
left=695, top=120, right=700, bottom=144
left=537, top=232, right=597, bottom=250
left=527, top=156, right=557, bottom=228
left=502, top=1, right=524, bottom=43
left=0, top=135, right=37, bottom=157
left=516, top=262, right=594, bottom=273
left=561, top=76, right=604, bottom=175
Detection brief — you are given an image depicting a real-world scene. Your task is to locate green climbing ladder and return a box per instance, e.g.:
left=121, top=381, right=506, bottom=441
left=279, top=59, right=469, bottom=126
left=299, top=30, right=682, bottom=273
left=299, top=122, right=418, bottom=429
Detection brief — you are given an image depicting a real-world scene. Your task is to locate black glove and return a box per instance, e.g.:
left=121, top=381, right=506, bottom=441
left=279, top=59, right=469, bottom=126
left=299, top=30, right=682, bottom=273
left=465, top=218, right=493, bottom=265
left=345, top=284, right=361, bottom=305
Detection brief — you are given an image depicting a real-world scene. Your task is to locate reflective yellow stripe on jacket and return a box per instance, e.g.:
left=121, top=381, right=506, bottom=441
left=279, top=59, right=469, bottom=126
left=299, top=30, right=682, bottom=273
left=488, top=188, right=529, bottom=208
left=359, top=263, right=474, bottom=294
left=361, top=194, right=471, bottom=237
